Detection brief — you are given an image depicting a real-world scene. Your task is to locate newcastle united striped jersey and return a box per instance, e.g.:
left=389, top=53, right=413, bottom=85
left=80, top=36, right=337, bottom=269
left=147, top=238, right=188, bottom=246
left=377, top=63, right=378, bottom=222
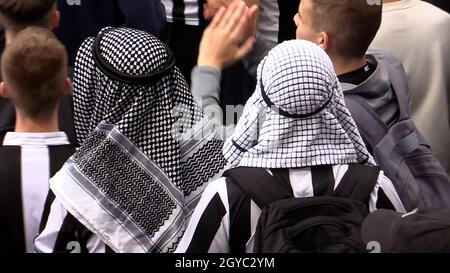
left=35, top=195, right=107, bottom=253
left=37, top=165, right=406, bottom=253
left=175, top=165, right=406, bottom=253
left=161, top=0, right=206, bottom=26
left=0, top=132, right=74, bottom=253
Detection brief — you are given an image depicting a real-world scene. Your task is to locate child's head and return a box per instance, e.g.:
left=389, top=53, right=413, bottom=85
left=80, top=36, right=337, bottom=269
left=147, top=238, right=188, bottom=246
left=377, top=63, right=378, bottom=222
left=1, top=26, right=70, bottom=120
left=294, top=0, right=382, bottom=59
left=0, top=0, right=58, bottom=33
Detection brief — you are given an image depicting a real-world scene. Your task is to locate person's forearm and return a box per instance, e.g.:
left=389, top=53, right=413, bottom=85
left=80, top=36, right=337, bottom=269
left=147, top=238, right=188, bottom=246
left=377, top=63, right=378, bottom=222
left=191, top=66, right=224, bottom=126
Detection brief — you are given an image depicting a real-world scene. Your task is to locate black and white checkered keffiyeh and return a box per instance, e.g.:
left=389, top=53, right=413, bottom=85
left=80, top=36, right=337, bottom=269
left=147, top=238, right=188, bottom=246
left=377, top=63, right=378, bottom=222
left=223, top=40, right=374, bottom=168
left=50, top=27, right=228, bottom=253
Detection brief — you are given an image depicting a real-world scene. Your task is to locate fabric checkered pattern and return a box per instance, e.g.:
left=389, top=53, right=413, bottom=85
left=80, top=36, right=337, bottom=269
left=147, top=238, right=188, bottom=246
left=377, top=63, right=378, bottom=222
left=74, top=28, right=193, bottom=187
left=52, top=27, right=227, bottom=252
left=223, top=40, right=374, bottom=168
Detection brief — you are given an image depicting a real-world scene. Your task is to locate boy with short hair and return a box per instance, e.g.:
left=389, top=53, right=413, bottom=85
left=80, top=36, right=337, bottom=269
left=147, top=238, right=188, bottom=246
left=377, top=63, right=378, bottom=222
left=0, top=27, right=74, bottom=253
left=0, top=0, right=76, bottom=145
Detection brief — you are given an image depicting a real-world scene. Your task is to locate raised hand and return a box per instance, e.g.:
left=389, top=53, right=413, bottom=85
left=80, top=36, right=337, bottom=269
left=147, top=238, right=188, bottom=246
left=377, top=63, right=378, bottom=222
left=203, top=0, right=232, bottom=20
left=198, top=1, right=258, bottom=70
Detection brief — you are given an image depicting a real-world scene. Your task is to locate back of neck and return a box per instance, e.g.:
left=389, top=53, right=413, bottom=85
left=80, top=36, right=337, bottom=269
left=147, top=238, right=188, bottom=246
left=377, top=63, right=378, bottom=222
left=331, top=55, right=367, bottom=76
left=5, top=31, right=16, bottom=45
left=14, top=110, right=59, bottom=133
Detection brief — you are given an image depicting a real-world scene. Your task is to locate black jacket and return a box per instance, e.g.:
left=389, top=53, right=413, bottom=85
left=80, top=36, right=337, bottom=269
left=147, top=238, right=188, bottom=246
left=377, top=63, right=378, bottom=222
left=55, top=0, right=166, bottom=66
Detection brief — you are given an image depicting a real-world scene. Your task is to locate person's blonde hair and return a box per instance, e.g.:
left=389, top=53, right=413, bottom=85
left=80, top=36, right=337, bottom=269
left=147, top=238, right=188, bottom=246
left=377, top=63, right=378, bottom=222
left=1, top=26, right=67, bottom=118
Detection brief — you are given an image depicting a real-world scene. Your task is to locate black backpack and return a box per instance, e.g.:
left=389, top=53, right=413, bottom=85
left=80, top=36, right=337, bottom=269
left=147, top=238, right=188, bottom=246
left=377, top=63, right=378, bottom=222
left=223, top=164, right=381, bottom=253
left=343, top=51, right=450, bottom=211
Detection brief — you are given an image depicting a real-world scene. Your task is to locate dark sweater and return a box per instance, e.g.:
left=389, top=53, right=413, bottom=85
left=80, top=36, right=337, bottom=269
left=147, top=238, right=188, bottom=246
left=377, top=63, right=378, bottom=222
left=55, top=0, right=166, bottom=66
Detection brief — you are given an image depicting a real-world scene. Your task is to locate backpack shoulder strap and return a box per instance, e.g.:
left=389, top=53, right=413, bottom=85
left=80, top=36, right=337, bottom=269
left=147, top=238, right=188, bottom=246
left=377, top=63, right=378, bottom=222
left=223, top=167, right=293, bottom=208
left=223, top=167, right=293, bottom=253
left=344, top=95, right=388, bottom=148
left=0, top=145, right=26, bottom=252
left=311, top=165, right=336, bottom=196
left=333, top=164, right=381, bottom=204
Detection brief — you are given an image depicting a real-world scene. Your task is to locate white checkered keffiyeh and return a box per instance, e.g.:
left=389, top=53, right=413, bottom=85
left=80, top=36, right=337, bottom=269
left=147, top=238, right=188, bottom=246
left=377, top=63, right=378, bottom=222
left=49, top=28, right=227, bottom=253
left=223, top=40, right=374, bottom=168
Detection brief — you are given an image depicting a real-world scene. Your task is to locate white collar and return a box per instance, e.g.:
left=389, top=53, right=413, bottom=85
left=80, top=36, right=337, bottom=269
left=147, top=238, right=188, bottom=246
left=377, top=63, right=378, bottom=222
left=3, top=132, right=70, bottom=146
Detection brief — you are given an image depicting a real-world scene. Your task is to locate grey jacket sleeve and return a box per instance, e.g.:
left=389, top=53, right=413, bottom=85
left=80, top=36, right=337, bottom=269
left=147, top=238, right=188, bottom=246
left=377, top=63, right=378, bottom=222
left=191, top=66, right=224, bottom=126
left=191, top=66, right=238, bottom=139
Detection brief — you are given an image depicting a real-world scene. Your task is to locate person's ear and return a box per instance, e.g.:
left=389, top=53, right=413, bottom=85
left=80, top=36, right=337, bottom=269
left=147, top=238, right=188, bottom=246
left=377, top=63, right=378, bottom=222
left=318, top=32, right=330, bottom=51
left=0, top=82, right=9, bottom=98
left=50, top=10, right=60, bottom=29
left=63, top=78, right=72, bottom=95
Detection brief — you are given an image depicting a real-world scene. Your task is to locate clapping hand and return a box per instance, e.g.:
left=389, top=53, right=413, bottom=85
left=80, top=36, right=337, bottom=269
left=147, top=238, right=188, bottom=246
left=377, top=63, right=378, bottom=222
left=198, top=0, right=258, bottom=70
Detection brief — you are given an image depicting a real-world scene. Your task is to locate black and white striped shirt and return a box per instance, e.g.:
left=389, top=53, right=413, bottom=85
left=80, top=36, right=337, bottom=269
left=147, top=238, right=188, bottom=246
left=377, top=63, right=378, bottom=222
left=161, top=0, right=206, bottom=26
left=0, top=132, right=74, bottom=253
left=175, top=165, right=406, bottom=253
left=35, top=195, right=107, bottom=253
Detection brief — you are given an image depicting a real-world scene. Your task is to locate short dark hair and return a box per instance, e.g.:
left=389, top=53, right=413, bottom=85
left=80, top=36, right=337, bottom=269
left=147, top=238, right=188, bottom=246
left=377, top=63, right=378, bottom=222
left=310, top=0, right=382, bottom=58
left=0, top=0, right=56, bottom=32
left=1, top=26, right=67, bottom=118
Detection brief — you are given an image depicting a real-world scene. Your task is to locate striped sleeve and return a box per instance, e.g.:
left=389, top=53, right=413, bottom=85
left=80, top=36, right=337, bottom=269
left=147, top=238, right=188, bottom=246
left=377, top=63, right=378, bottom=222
left=370, top=171, right=407, bottom=213
left=35, top=193, right=106, bottom=253
left=176, top=178, right=231, bottom=253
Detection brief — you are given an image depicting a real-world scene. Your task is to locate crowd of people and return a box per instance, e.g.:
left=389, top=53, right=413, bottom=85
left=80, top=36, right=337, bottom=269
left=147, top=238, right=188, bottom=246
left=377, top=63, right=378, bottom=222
left=0, top=0, right=449, bottom=253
